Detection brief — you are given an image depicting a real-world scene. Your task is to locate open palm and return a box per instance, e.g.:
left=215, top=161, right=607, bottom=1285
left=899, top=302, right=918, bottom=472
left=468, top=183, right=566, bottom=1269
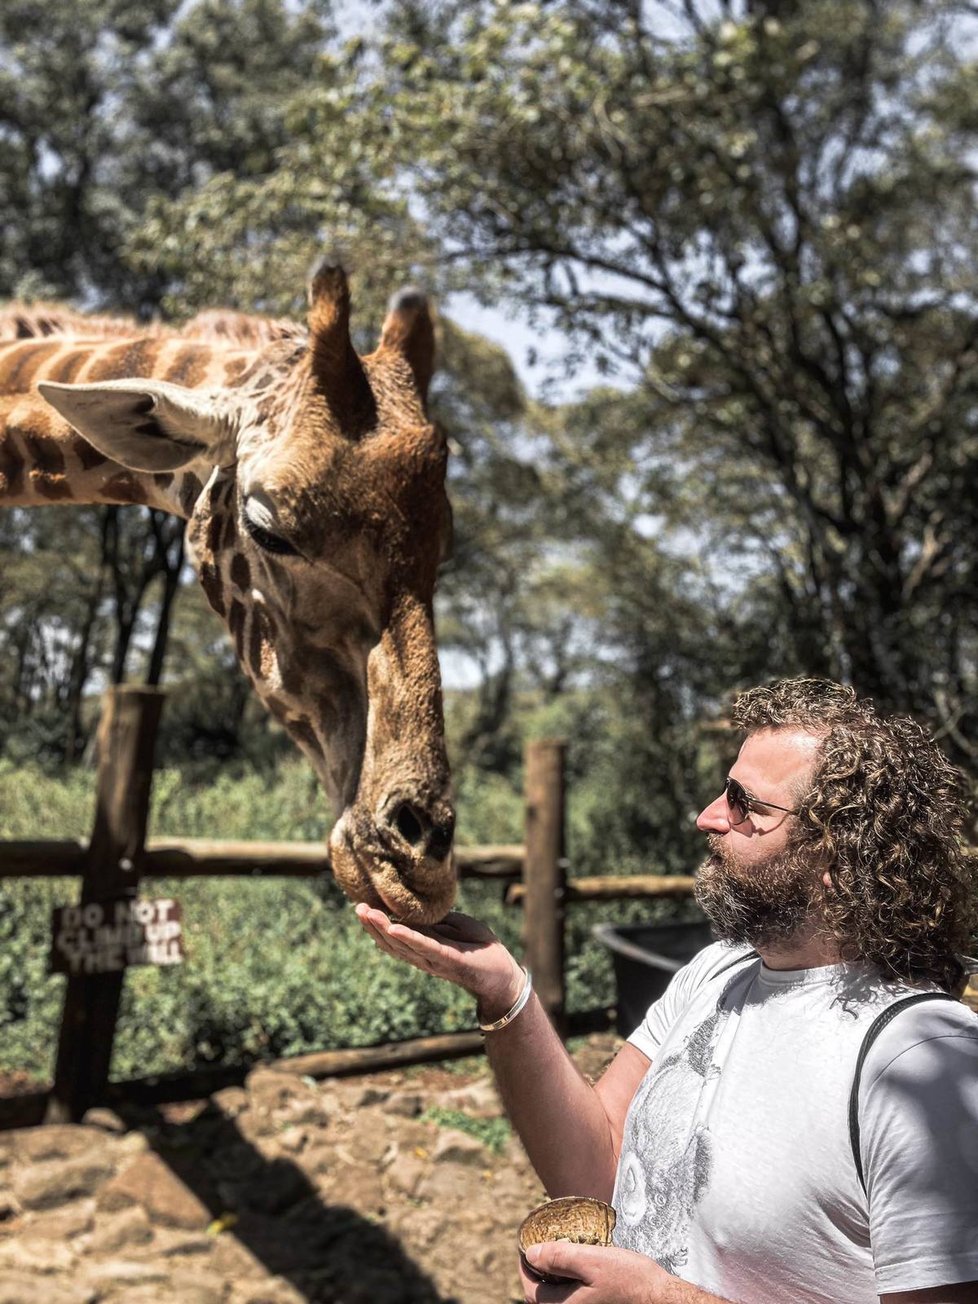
left=355, top=904, right=524, bottom=1011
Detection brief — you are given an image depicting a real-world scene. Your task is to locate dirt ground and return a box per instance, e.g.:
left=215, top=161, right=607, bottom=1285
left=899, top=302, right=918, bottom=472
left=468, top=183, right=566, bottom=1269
left=0, top=1035, right=621, bottom=1304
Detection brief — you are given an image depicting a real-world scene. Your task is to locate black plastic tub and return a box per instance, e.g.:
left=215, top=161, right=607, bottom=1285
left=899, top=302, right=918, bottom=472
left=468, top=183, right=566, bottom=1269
left=592, top=920, right=716, bottom=1036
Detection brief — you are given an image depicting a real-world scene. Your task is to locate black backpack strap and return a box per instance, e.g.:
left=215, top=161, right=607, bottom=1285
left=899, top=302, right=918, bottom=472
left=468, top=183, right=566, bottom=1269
left=848, top=992, right=960, bottom=1195
left=714, top=949, right=759, bottom=979
left=712, top=949, right=759, bottom=1008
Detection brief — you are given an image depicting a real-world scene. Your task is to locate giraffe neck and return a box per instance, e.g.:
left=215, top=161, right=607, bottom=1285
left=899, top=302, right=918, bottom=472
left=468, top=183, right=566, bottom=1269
left=0, top=332, right=270, bottom=516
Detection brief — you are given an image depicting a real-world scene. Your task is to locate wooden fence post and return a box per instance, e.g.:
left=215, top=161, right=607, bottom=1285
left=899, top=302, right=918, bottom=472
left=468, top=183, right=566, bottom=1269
left=522, top=739, right=567, bottom=1035
left=46, top=686, right=165, bottom=1123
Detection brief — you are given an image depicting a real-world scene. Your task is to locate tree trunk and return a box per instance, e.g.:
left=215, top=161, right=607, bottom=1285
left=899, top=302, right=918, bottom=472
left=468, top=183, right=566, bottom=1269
left=146, top=521, right=185, bottom=687
left=64, top=567, right=106, bottom=762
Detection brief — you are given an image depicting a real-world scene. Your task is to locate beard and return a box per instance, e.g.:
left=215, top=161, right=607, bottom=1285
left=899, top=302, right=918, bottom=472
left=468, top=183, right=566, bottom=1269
left=694, top=833, right=820, bottom=950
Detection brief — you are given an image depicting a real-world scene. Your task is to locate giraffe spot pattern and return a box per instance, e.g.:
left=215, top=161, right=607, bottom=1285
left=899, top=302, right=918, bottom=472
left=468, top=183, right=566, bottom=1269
left=180, top=473, right=203, bottom=516
left=0, top=442, right=24, bottom=498
left=23, top=434, right=66, bottom=476
left=163, top=345, right=209, bottom=387
left=87, top=338, right=163, bottom=381
left=47, top=349, right=91, bottom=383
left=4, top=341, right=62, bottom=392
left=288, top=716, right=323, bottom=759
left=99, top=472, right=148, bottom=505
left=31, top=471, right=73, bottom=500
left=249, top=604, right=278, bottom=682
left=230, top=553, right=251, bottom=593
left=83, top=341, right=146, bottom=382
left=73, top=438, right=109, bottom=471
left=228, top=597, right=247, bottom=659
left=199, top=564, right=226, bottom=617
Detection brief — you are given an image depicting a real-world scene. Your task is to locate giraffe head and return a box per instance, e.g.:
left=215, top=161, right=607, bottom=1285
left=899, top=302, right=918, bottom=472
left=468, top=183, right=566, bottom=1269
left=38, top=265, right=456, bottom=923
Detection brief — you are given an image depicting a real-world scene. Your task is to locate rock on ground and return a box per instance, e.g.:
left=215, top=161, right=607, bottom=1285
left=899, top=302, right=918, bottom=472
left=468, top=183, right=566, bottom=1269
left=0, top=1035, right=620, bottom=1304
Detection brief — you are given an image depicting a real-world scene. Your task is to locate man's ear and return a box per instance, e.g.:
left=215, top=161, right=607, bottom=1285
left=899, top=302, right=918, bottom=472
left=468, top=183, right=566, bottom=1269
left=37, top=378, right=238, bottom=472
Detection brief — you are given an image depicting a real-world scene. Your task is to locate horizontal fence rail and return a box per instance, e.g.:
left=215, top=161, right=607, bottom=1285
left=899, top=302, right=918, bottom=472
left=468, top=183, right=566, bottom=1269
left=0, top=1008, right=620, bottom=1132
left=0, top=839, right=527, bottom=881
left=505, top=874, right=697, bottom=905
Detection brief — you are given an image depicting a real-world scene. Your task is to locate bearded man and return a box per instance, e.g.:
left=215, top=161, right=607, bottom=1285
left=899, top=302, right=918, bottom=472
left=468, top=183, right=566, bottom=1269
left=357, top=678, right=978, bottom=1304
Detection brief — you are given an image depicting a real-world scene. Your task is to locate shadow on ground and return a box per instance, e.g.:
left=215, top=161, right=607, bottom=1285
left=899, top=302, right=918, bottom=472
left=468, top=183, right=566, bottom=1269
left=116, top=1099, right=455, bottom=1304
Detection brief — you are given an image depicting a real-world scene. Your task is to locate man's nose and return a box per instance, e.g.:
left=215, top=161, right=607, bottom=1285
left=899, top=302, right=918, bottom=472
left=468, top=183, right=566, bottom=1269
left=696, top=793, right=730, bottom=833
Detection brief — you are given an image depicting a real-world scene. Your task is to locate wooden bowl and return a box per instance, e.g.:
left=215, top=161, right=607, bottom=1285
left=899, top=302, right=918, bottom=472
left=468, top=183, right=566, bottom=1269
left=518, top=1196, right=617, bottom=1284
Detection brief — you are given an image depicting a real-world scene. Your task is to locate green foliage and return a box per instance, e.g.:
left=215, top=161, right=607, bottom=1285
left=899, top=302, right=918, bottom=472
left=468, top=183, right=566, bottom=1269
left=0, top=0, right=345, bottom=767
left=0, top=0, right=336, bottom=310
left=111, top=875, right=485, bottom=1074
left=0, top=759, right=694, bottom=1082
left=0, top=759, right=344, bottom=1079
left=0, top=759, right=98, bottom=840
left=0, top=877, right=74, bottom=1083
left=421, top=1106, right=512, bottom=1155
left=150, top=758, right=329, bottom=842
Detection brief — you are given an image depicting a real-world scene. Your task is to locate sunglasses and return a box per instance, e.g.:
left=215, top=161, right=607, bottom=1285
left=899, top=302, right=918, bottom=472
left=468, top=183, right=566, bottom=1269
left=724, top=776, right=799, bottom=825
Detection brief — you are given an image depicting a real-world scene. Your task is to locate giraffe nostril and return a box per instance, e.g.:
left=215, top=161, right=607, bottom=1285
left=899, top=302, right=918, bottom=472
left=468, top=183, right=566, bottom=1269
left=393, top=802, right=426, bottom=847
left=387, top=802, right=455, bottom=860
left=427, top=820, right=454, bottom=862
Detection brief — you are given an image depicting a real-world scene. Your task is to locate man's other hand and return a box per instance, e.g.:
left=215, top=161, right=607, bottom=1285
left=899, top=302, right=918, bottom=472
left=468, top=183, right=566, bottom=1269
left=520, top=1242, right=729, bottom=1303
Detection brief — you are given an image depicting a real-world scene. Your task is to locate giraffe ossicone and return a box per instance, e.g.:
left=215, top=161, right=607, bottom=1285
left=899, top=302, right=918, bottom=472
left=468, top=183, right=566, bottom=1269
left=0, top=265, right=457, bottom=924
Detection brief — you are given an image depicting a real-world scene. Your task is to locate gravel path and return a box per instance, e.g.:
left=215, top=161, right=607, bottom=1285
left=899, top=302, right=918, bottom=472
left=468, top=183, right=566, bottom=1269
left=0, top=1036, right=620, bottom=1304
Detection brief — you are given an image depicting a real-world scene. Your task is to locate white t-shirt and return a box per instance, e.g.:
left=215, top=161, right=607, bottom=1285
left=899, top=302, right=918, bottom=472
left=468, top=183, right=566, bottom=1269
left=612, top=942, right=978, bottom=1303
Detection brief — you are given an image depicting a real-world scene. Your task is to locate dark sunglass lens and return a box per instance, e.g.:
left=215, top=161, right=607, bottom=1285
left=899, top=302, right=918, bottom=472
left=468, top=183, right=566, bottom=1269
left=725, top=778, right=749, bottom=823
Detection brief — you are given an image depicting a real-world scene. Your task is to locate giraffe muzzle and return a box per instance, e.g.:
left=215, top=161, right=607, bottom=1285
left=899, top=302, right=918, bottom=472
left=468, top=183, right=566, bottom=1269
left=327, top=794, right=457, bottom=924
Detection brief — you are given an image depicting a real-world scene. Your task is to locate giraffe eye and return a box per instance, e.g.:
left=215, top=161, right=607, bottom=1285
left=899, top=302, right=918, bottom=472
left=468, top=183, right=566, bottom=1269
left=243, top=514, right=299, bottom=556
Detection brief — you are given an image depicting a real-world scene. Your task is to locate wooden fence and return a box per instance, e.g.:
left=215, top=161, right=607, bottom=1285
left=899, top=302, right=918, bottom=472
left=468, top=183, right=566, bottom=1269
left=0, top=687, right=695, bottom=1129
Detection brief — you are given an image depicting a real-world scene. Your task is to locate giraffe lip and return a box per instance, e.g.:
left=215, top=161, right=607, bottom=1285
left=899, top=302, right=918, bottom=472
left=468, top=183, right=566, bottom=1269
left=327, top=821, right=402, bottom=914
left=354, top=853, right=428, bottom=919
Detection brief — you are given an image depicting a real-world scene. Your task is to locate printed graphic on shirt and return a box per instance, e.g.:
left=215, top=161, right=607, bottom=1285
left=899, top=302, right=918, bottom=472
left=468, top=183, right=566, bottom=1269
left=613, top=1004, right=728, bottom=1271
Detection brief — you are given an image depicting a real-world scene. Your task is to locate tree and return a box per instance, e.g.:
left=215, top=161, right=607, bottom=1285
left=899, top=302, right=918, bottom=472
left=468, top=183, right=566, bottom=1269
left=0, top=0, right=335, bottom=310
left=0, top=507, right=109, bottom=763
left=341, top=0, right=978, bottom=760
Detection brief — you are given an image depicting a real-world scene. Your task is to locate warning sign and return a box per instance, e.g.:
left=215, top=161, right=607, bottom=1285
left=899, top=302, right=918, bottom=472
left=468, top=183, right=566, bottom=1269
left=50, top=897, right=184, bottom=976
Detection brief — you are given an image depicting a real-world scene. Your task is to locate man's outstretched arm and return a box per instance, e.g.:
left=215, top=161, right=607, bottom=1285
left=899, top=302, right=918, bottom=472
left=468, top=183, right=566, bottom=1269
left=483, top=982, right=653, bottom=1200
left=356, top=905, right=651, bottom=1199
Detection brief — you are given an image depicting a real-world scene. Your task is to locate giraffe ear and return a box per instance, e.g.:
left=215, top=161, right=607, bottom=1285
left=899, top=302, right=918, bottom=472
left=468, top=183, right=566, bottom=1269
left=37, top=378, right=237, bottom=472
left=377, top=287, right=435, bottom=403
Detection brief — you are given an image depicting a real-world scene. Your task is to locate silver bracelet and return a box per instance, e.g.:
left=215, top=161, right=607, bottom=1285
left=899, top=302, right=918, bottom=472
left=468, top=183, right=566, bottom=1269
left=479, top=967, right=533, bottom=1034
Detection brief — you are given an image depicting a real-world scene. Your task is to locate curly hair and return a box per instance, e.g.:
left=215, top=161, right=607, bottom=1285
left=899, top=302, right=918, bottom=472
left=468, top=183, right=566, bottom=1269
left=732, top=678, right=978, bottom=992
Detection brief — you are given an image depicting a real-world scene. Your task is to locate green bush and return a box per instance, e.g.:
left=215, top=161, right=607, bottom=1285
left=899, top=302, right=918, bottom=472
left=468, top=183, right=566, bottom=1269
left=0, top=760, right=693, bottom=1083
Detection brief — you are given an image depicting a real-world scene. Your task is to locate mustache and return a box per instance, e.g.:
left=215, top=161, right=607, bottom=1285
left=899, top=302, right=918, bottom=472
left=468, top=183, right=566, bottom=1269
left=704, top=832, right=731, bottom=865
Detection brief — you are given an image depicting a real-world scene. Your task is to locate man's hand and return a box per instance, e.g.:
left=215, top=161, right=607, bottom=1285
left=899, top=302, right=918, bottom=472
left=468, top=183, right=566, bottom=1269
left=355, top=904, right=525, bottom=1020
left=520, top=1243, right=728, bottom=1303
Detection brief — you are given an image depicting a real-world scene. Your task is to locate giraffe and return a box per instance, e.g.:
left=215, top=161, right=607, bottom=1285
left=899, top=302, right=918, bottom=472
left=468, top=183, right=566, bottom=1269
left=0, top=263, right=457, bottom=924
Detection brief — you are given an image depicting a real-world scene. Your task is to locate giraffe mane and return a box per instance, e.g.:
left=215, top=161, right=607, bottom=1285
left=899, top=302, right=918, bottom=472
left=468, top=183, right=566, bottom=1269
left=0, top=302, right=159, bottom=341
left=0, top=302, right=306, bottom=349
